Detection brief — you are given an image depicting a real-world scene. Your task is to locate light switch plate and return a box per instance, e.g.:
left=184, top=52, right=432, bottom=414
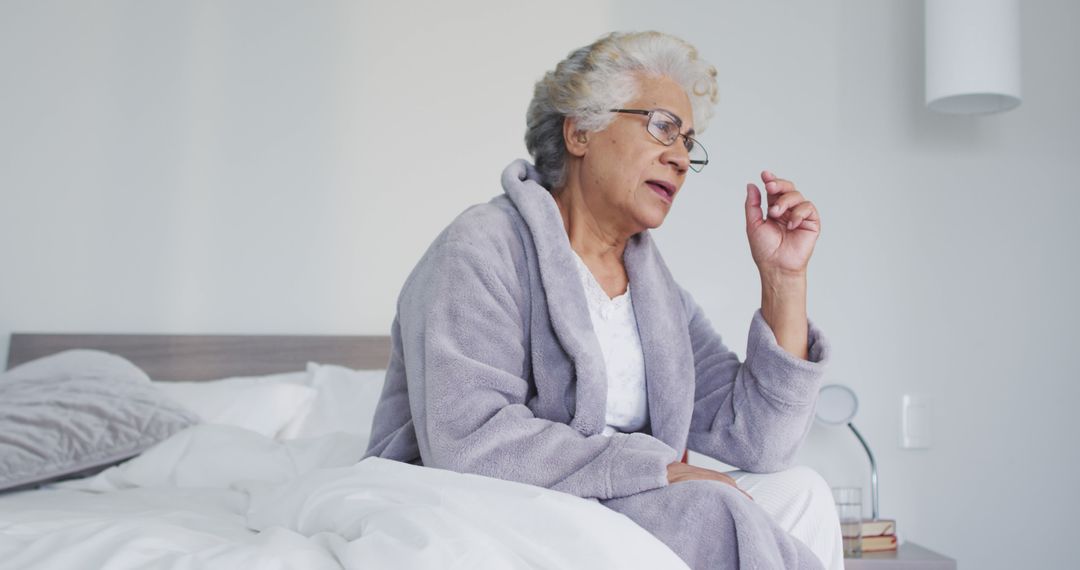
left=901, top=394, right=933, bottom=449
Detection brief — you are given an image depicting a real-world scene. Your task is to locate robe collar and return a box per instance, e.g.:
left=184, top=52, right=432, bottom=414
left=500, top=160, right=694, bottom=453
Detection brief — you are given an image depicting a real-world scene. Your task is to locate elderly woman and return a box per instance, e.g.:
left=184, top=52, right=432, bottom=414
left=366, top=31, right=841, bottom=570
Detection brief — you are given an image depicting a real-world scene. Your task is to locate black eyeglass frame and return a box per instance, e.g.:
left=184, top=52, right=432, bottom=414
left=608, top=108, right=709, bottom=172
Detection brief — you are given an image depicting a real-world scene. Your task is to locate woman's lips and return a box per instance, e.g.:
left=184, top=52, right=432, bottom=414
left=646, top=180, right=675, bottom=203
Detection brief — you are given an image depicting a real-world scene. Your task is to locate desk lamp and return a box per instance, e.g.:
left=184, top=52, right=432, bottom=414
left=814, top=384, right=880, bottom=520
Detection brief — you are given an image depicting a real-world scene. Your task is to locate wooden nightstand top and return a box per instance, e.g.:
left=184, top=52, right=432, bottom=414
left=843, top=542, right=956, bottom=570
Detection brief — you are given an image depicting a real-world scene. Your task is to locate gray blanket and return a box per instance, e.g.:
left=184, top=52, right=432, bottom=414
left=366, top=159, right=831, bottom=569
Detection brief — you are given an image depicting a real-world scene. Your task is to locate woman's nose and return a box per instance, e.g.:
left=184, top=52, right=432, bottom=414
left=662, top=143, right=690, bottom=174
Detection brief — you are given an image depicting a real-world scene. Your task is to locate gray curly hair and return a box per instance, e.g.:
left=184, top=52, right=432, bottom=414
left=525, top=31, right=719, bottom=191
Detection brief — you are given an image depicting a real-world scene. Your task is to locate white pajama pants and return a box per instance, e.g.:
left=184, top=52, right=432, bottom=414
left=729, top=466, right=845, bottom=570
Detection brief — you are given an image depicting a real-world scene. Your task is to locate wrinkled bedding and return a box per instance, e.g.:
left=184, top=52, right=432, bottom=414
left=0, top=424, right=689, bottom=569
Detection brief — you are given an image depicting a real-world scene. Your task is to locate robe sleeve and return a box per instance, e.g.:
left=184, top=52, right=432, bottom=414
left=680, top=287, right=831, bottom=473
left=383, top=240, right=677, bottom=500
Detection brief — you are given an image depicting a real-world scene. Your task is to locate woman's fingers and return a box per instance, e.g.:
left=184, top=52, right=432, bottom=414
left=667, top=462, right=754, bottom=501
left=759, top=171, right=821, bottom=233
left=784, top=201, right=820, bottom=230
left=745, top=183, right=766, bottom=230
left=753, top=171, right=822, bottom=236
left=717, top=472, right=755, bottom=501
left=761, top=170, right=783, bottom=185
left=762, top=172, right=796, bottom=196
left=762, top=172, right=801, bottom=213
left=767, top=190, right=805, bottom=219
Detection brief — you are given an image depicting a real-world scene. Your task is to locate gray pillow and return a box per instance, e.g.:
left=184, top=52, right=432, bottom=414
left=0, top=349, right=199, bottom=493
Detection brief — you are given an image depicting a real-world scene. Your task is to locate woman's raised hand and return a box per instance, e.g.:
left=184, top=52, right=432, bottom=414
left=667, top=462, right=754, bottom=501
left=744, top=171, right=821, bottom=277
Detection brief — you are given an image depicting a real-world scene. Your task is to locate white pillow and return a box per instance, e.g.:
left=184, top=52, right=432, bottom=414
left=152, top=371, right=316, bottom=440
left=278, top=363, right=387, bottom=445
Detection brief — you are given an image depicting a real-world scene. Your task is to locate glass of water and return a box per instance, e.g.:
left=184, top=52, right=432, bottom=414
left=832, top=486, right=862, bottom=557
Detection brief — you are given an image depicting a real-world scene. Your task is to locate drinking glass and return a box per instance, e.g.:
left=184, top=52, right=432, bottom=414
left=832, top=486, right=862, bottom=557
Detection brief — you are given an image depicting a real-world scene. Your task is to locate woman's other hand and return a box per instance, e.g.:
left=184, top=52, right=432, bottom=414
left=667, top=462, right=754, bottom=501
left=744, top=171, right=821, bottom=277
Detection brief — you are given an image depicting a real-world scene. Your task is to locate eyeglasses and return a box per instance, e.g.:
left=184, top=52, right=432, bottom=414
left=609, top=108, right=709, bottom=172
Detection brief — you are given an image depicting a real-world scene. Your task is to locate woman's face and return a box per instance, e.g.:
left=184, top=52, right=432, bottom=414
left=576, top=74, right=694, bottom=236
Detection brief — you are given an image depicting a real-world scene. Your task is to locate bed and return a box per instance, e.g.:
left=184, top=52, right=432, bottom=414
left=0, top=333, right=690, bottom=570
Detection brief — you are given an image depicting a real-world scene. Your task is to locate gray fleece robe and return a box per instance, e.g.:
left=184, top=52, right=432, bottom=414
left=365, top=159, right=831, bottom=569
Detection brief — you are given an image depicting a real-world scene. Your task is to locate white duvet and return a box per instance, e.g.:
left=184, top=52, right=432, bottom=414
left=0, top=425, right=689, bottom=569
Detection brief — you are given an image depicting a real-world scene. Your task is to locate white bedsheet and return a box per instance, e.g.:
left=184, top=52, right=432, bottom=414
left=0, top=425, right=689, bottom=569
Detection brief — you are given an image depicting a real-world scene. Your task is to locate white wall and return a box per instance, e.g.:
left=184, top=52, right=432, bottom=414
left=0, top=0, right=613, bottom=344
left=2, top=1, right=1077, bottom=568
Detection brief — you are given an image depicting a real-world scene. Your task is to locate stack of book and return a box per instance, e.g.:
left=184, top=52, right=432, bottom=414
left=860, top=518, right=897, bottom=552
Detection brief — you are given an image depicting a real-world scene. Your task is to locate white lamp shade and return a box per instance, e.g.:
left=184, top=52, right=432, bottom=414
left=814, top=384, right=859, bottom=425
left=925, top=0, right=1022, bottom=114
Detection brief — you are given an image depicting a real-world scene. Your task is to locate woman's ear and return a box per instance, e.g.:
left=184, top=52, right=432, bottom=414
left=563, top=117, right=588, bottom=157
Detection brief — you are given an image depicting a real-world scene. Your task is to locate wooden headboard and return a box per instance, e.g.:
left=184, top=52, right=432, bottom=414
left=5, top=333, right=393, bottom=381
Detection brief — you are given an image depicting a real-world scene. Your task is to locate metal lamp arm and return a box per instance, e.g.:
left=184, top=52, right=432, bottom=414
left=847, top=422, right=879, bottom=521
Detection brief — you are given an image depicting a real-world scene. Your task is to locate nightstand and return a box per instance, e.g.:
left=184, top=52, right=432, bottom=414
left=843, top=542, right=956, bottom=570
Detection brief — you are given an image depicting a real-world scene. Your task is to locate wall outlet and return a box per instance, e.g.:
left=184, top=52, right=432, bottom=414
left=901, top=394, right=933, bottom=449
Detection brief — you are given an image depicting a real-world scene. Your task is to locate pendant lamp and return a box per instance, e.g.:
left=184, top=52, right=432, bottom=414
left=925, top=0, right=1022, bottom=114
